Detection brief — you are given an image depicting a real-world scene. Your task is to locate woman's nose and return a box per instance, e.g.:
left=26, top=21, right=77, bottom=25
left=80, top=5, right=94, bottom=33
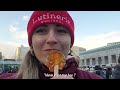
left=46, top=31, right=58, bottom=44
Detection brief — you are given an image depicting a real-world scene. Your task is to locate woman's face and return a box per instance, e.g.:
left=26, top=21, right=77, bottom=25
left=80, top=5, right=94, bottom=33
left=32, top=24, right=71, bottom=66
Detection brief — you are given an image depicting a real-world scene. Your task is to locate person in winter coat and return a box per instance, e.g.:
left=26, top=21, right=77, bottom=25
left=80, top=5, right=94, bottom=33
left=95, top=65, right=106, bottom=79
left=112, top=55, right=120, bottom=79
left=0, top=11, right=102, bottom=79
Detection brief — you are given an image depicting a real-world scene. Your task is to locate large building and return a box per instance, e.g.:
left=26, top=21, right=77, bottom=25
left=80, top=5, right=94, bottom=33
left=71, top=46, right=86, bottom=56
left=15, top=45, right=29, bottom=61
left=15, top=45, right=85, bottom=60
left=79, top=42, right=120, bottom=67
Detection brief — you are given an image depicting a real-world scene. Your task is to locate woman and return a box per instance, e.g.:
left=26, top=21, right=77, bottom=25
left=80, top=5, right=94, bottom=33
left=0, top=11, right=102, bottom=79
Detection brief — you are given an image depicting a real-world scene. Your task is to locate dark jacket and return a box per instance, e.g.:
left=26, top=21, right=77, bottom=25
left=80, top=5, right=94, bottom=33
left=0, top=58, right=102, bottom=79
left=95, top=70, right=106, bottom=79
left=112, top=64, right=120, bottom=79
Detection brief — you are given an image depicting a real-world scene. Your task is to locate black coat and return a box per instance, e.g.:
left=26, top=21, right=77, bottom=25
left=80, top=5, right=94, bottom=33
left=112, top=64, right=120, bottom=79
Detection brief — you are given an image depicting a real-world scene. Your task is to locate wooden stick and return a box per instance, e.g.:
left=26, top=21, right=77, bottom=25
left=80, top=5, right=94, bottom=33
left=54, top=65, right=59, bottom=76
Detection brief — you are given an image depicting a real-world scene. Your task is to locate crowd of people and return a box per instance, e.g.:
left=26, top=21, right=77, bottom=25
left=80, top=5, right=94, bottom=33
left=80, top=57, right=120, bottom=79
left=0, top=65, right=19, bottom=75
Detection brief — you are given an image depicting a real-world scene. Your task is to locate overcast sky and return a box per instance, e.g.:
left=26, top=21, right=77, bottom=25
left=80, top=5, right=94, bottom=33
left=0, top=11, right=120, bottom=58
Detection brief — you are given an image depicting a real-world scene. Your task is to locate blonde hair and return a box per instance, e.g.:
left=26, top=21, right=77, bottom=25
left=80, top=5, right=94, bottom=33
left=16, top=51, right=40, bottom=79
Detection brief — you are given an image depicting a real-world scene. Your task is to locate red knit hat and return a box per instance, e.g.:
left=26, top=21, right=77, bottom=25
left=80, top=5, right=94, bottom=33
left=27, top=11, right=74, bottom=47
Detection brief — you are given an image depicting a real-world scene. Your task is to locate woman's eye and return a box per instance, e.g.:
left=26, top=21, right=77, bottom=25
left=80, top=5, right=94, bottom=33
left=57, top=29, right=68, bottom=34
left=35, top=29, right=47, bottom=34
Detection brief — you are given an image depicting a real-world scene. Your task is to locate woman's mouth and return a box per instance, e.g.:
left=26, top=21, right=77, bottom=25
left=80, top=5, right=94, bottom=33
left=44, top=49, right=60, bottom=51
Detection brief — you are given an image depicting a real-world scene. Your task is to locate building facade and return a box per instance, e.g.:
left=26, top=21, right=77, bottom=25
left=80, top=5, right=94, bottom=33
left=71, top=46, right=86, bottom=56
left=15, top=45, right=85, bottom=61
left=15, top=45, right=29, bottom=61
left=79, top=42, right=120, bottom=67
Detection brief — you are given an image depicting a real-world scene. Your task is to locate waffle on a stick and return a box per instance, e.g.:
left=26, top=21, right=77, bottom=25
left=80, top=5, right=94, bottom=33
left=47, top=50, right=65, bottom=74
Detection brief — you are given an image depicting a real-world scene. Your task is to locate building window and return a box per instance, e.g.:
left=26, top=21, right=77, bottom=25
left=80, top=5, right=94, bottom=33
left=82, top=59, right=85, bottom=65
left=104, top=56, right=108, bottom=64
left=92, top=58, right=96, bottom=65
left=86, top=59, right=90, bottom=66
left=98, top=57, right=102, bottom=65
left=111, top=55, right=116, bottom=63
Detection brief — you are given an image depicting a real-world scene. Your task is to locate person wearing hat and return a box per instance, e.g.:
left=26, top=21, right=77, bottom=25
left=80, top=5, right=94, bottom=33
left=112, top=54, right=120, bottom=79
left=0, top=11, right=102, bottom=79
